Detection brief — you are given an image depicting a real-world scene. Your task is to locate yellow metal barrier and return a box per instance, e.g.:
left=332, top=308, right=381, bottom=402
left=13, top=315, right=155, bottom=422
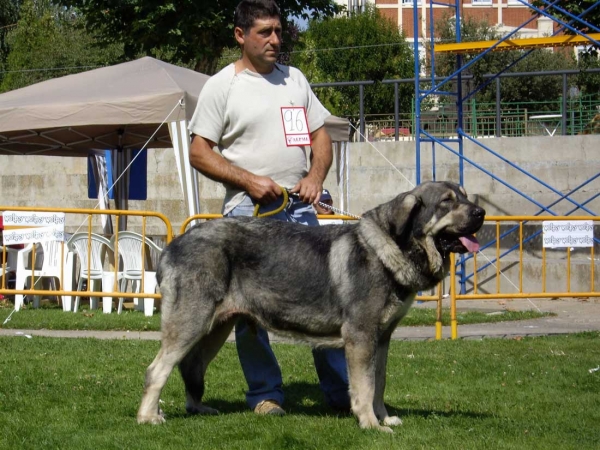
left=179, top=213, right=355, bottom=234
left=1, top=206, right=173, bottom=312
left=3, top=210, right=597, bottom=341
left=180, top=214, right=450, bottom=337
left=446, top=216, right=599, bottom=340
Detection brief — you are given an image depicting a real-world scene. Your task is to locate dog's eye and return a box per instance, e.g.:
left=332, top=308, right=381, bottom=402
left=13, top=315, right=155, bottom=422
left=441, top=198, right=453, bottom=204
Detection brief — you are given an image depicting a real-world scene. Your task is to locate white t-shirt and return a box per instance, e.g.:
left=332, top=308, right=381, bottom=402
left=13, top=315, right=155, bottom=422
left=188, top=63, right=330, bottom=214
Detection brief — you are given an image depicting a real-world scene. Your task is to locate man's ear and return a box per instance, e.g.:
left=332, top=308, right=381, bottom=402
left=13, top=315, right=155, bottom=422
left=234, top=26, right=245, bottom=46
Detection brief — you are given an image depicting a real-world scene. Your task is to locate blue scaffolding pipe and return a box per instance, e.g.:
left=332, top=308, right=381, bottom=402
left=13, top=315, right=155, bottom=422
left=460, top=131, right=596, bottom=216
left=425, top=0, right=597, bottom=102
left=421, top=129, right=558, bottom=215
left=538, top=0, right=600, bottom=34
left=411, top=0, right=600, bottom=293
left=467, top=193, right=600, bottom=282
left=461, top=178, right=600, bottom=274
left=421, top=13, right=547, bottom=98
left=413, top=1, right=422, bottom=184
left=527, top=2, right=600, bottom=44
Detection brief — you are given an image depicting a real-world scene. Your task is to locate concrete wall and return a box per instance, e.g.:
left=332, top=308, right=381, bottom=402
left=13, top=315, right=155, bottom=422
left=339, top=135, right=600, bottom=217
left=1, top=135, right=599, bottom=293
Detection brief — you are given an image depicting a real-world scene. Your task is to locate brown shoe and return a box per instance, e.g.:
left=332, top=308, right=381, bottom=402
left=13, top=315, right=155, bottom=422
left=254, top=400, right=285, bottom=416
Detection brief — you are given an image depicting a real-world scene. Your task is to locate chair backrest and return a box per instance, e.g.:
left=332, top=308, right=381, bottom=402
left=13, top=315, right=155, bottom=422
left=110, top=231, right=162, bottom=276
left=39, top=240, right=68, bottom=273
left=67, top=232, right=113, bottom=277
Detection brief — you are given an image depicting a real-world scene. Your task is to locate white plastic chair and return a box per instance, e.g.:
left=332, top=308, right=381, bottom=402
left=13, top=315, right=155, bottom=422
left=67, top=232, right=122, bottom=313
left=1, top=246, right=19, bottom=291
left=13, top=240, right=75, bottom=311
left=110, top=231, right=162, bottom=316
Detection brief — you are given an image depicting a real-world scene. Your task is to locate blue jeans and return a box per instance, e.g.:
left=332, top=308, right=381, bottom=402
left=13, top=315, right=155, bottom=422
left=226, top=194, right=350, bottom=411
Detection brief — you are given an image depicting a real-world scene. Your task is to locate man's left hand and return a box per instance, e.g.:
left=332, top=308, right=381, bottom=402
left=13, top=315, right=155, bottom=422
left=290, top=175, right=322, bottom=205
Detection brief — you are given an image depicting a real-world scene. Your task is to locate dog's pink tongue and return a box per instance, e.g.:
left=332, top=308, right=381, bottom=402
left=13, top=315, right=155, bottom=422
left=459, top=235, right=480, bottom=253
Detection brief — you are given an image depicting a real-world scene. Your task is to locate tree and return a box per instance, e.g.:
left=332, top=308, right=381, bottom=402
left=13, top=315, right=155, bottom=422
left=1, top=0, right=123, bottom=92
left=291, top=4, right=413, bottom=123
left=434, top=14, right=575, bottom=109
left=57, top=0, right=340, bottom=74
left=0, top=0, right=21, bottom=86
left=499, top=48, right=575, bottom=110
left=531, top=1, right=600, bottom=36
left=530, top=1, right=600, bottom=96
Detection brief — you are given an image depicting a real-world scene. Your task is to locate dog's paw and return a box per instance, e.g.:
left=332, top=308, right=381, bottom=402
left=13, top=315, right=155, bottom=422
left=137, top=414, right=166, bottom=425
left=359, top=420, right=394, bottom=433
left=383, top=415, right=403, bottom=426
left=186, top=404, right=219, bottom=415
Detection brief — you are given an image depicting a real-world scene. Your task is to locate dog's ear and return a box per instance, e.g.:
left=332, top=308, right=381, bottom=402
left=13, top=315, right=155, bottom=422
left=389, top=193, right=421, bottom=236
left=363, top=193, right=421, bottom=237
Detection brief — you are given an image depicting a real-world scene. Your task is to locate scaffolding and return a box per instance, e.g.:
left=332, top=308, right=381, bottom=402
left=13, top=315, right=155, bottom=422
left=411, top=0, right=600, bottom=293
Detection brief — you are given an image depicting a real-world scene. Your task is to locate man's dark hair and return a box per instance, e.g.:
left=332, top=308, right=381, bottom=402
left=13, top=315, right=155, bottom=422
left=234, top=0, right=281, bottom=33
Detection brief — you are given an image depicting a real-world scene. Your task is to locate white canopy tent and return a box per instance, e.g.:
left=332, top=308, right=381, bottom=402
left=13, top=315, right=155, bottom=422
left=0, top=57, right=209, bottom=229
left=0, top=56, right=351, bottom=226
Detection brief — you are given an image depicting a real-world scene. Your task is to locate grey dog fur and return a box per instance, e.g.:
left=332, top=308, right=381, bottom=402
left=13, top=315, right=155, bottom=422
left=137, top=181, right=485, bottom=432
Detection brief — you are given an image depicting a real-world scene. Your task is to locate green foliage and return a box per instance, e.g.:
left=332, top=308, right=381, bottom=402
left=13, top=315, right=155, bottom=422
left=531, top=0, right=600, bottom=36
left=291, top=4, right=413, bottom=125
left=434, top=14, right=513, bottom=104
left=434, top=14, right=576, bottom=110
left=216, top=46, right=241, bottom=73
left=499, top=48, right=575, bottom=111
left=530, top=1, right=600, bottom=96
left=575, top=50, right=600, bottom=95
left=56, top=0, right=340, bottom=74
left=0, top=0, right=123, bottom=93
left=0, top=0, right=21, bottom=85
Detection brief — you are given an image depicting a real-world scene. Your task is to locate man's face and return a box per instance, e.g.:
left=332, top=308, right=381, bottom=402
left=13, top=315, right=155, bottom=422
left=235, top=16, right=282, bottom=73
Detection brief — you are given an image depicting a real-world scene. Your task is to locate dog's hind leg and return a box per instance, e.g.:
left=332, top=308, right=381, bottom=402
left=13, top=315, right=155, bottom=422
left=138, top=341, right=196, bottom=424
left=344, top=334, right=393, bottom=433
left=180, top=319, right=236, bottom=415
left=373, top=337, right=402, bottom=427
left=138, top=291, right=217, bottom=424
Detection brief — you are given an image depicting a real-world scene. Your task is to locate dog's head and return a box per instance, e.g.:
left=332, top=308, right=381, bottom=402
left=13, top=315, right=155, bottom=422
left=366, top=181, right=485, bottom=256
left=409, top=181, right=485, bottom=255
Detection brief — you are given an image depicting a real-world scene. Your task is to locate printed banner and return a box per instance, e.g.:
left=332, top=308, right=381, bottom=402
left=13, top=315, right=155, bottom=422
left=2, top=226, right=66, bottom=245
left=2, top=211, right=65, bottom=228
left=542, top=220, right=594, bottom=248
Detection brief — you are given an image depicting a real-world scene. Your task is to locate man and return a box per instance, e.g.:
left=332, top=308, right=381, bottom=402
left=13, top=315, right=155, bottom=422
left=187, top=0, right=349, bottom=416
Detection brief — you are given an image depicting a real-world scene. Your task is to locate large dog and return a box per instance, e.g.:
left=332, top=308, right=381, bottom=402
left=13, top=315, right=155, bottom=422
left=137, top=181, right=485, bottom=432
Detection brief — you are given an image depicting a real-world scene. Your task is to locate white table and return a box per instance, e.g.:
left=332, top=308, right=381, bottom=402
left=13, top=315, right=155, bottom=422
left=530, top=114, right=562, bottom=136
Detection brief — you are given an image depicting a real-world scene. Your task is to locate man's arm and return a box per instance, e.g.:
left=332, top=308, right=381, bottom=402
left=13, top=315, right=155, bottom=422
left=290, top=125, right=333, bottom=204
left=189, top=134, right=282, bottom=204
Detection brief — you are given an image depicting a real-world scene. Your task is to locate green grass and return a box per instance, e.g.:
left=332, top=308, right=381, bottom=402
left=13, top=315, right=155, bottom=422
left=0, top=302, right=553, bottom=332
left=1, top=333, right=599, bottom=449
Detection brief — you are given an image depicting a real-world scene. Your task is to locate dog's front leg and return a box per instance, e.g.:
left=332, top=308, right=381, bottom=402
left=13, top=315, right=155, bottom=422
left=373, top=337, right=402, bottom=427
left=345, top=338, right=394, bottom=433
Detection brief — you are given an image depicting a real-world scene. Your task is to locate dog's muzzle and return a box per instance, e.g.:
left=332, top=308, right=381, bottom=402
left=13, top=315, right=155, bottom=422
left=438, top=206, right=486, bottom=254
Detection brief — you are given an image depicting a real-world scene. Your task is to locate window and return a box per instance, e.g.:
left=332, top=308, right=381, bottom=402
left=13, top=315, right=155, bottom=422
left=402, top=0, right=422, bottom=5
left=508, top=0, right=529, bottom=5
left=472, top=0, right=492, bottom=5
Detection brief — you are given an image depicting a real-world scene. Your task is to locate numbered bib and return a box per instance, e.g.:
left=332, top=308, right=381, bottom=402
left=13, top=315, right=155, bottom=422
left=280, top=107, right=312, bottom=146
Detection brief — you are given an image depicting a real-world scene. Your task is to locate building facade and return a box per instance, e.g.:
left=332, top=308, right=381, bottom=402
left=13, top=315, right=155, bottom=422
left=335, top=0, right=554, bottom=41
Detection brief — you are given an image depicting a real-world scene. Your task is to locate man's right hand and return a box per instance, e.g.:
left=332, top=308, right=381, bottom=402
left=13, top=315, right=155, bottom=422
left=245, top=175, right=282, bottom=205
left=189, top=135, right=282, bottom=205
